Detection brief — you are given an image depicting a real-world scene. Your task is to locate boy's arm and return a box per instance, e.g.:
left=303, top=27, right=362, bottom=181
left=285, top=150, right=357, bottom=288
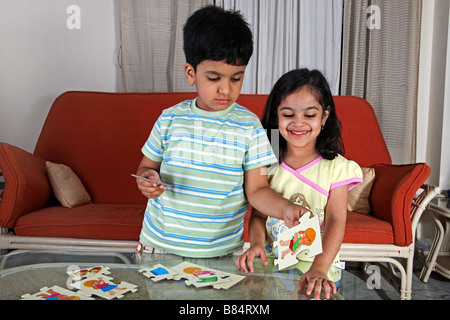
left=235, top=208, right=268, bottom=273
left=244, top=166, right=309, bottom=227
left=135, top=156, right=167, bottom=198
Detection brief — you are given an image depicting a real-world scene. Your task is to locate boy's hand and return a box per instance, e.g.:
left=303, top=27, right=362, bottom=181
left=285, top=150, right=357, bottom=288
left=283, top=203, right=311, bottom=228
left=235, top=244, right=268, bottom=274
left=135, top=169, right=167, bottom=198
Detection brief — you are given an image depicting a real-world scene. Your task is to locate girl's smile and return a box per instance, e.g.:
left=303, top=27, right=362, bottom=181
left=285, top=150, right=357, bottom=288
left=278, top=86, right=329, bottom=156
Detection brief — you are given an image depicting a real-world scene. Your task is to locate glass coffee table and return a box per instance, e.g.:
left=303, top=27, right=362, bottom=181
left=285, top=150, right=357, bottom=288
left=0, top=249, right=386, bottom=301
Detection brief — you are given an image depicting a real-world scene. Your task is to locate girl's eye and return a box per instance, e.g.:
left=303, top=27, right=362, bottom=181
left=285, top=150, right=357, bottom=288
left=305, top=114, right=317, bottom=118
left=281, top=114, right=294, bottom=118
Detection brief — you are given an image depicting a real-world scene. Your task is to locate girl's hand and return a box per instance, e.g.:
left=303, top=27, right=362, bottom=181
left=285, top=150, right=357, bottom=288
left=135, top=169, right=167, bottom=198
left=298, top=268, right=337, bottom=300
left=283, top=203, right=312, bottom=228
left=235, top=244, right=268, bottom=274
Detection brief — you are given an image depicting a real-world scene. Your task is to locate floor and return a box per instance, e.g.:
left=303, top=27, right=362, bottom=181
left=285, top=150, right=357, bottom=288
left=342, top=257, right=450, bottom=300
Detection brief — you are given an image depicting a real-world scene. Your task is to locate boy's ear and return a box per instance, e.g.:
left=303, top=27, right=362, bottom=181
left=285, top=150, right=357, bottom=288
left=184, top=63, right=196, bottom=86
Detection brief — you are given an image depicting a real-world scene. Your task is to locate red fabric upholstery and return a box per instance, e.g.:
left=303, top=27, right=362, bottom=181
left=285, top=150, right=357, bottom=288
left=0, top=92, right=430, bottom=247
left=343, top=211, right=394, bottom=244
left=370, top=163, right=431, bottom=246
left=33, top=92, right=197, bottom=205
left=14, top=204, right=144, bottom=240
left=0, top=143, right=53, bottom=228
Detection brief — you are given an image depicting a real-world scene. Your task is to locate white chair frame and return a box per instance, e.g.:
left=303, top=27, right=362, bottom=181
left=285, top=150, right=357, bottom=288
left=339, top=184, right=440, bottom=300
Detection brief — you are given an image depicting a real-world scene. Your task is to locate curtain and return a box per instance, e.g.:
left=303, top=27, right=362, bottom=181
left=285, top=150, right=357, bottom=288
left=119, top=0, right=212, bottom=92
left=216, top=0, right=343, bottom=94
left=340, top=0, right=422, bottom=164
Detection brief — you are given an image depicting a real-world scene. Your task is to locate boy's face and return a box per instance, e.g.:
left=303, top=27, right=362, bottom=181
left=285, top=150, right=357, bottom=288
left=185, top=59, right=246, bottom=112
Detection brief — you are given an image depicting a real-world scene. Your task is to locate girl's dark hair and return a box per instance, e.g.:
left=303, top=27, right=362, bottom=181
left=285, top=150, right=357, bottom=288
left=262, top=68, right=344, bottom=160
left=183, top=6, right=253, bottom=70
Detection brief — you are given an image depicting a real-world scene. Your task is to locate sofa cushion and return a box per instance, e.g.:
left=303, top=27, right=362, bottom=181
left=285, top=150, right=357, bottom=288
left=347, top=167, right=375, bottom=214
left=14, top=204, right=144, bottom=241
left=343, top=211, right=394, bottom=244
left=46, top=161, right=91, bottom=208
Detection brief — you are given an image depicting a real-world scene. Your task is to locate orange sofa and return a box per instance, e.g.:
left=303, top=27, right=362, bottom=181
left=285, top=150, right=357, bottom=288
left=0, top=92, right=431, bottom=253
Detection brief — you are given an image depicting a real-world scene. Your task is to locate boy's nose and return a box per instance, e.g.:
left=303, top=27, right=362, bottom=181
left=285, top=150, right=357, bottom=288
left=218, top=81, right=230, bottom=95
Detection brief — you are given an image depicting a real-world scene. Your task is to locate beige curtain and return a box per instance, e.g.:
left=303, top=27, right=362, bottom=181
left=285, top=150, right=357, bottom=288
left=119, top=0, right=212, bottom=92
left=340, top=0, right=422, bottom=164
left=216, top=0, right=343, bottom=95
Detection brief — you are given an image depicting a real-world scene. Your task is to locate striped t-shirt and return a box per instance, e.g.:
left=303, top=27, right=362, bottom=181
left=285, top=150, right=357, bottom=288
left=139, top=99, right=277, bottom=257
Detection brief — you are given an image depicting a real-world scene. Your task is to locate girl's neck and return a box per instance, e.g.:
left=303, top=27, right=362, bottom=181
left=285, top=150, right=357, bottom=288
left=282, top=147, right=320, bottom=170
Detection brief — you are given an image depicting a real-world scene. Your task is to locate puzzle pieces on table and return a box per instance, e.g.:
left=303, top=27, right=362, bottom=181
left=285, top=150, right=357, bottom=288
left=273, top=214, right=322, bottom=270
left=21, top=285, right=94, bottom=300
left=73, top=275, right=137, bottom=300
left=171, top=261, right=244, bottom=289
left=139, top=264, right=178, bottom=282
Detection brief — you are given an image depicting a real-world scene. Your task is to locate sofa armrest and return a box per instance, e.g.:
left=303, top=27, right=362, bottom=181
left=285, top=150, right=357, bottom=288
left=0, top=143, right=53, bottom=228
left=370, top=163, right=431, bottom=246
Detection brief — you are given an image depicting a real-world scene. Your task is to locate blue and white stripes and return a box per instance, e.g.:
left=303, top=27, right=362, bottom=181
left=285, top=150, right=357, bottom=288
left=139, top=99, right=277, bottom=257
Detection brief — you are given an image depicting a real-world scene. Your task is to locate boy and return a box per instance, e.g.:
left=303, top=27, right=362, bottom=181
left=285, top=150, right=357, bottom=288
left=135, top=6, right=306, bottom=258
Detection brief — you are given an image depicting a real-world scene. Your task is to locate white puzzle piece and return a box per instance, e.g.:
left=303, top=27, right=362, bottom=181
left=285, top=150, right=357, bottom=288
left=171, top=262, right=229, bottom=288
left=139, top=264, right=178, bottom=282
left=67, top=266, right=111, bottom=280
left=73, top=275, right=137, bottom=300
left=273, top=214, right=322, bottom=270
left=170, top=262, right=244, bottom=289
left=21, top=285, right=94, bottom=300
left=210, top=272, right=245, bottom=290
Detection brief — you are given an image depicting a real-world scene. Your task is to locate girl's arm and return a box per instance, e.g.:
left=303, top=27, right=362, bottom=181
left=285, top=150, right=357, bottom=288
left=299, top=184, right=348, bottom=299
left=244, top=166, right=310, bottom=227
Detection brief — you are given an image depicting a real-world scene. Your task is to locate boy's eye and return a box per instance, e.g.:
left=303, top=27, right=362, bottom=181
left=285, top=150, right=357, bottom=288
left=208, top=77, right=220, bottom=82
left=231, top=77, right=241, bottom=82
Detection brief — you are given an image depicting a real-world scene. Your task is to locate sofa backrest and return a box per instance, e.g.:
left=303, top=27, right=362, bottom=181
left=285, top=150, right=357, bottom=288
left=33, top=91, right=391, bottom=205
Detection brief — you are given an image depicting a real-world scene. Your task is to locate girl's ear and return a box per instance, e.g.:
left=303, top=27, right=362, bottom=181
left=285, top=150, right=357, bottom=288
left=322, top=106, right=331, bottom=126
left=184, top=63, right=196, bottom=86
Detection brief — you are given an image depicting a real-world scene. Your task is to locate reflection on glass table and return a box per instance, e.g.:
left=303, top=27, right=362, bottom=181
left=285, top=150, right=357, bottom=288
left=0, top=250, right=387, bottom=300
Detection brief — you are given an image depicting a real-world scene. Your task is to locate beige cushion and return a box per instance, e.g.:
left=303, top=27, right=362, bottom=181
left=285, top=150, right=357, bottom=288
left=347, top=167, right=375, bottom=214
left=46, top=161, right=91, bottom=208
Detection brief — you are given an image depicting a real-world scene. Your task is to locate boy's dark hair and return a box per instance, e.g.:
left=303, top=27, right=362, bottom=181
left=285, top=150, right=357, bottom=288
left=263, top=68, right=345, bottom=160
left=183, top=5, right=253, bottom=70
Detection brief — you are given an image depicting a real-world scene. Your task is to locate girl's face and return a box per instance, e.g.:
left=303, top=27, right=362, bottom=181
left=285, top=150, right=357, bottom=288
left=277, top=86, right=330, bottom=155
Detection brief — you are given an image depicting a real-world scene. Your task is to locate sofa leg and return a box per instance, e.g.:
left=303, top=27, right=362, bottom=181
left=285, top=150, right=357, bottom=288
left=0, top=227, right=9, bottom=256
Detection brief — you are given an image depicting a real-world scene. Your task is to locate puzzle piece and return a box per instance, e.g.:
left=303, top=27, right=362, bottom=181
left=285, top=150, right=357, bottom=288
left=73, top=275, right=137, bottom=300
left=209, top=272, right=245, bottom=290
left=139, top=264, right=178, bottom=282
left=273, top=214, right=322, bottom=270
left=21, top=285, right=94, bottom=300
left=67, top=265, right=111, bottom=281
left=171, top=261, right=244, bottom=289
left=171, top=262, right=229, bottom=288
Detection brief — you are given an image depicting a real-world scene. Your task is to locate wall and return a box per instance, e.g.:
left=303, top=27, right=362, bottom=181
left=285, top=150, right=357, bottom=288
left=417, top=0, right=450, bottom=190
left=0, top=0, right=120, bottom=153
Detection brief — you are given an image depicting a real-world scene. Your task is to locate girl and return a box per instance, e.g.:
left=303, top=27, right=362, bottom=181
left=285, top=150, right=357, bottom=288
left=235, top=68, right=363, bottom=299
